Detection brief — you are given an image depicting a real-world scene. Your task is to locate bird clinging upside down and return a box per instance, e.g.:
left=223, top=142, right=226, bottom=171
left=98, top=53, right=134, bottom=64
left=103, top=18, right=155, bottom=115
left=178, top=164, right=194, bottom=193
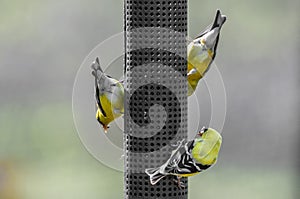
left=91, top=57, right=124, bottom=133
left=187, top=9, right=226, bottom=96
left=91, top=10, right=227, bottom=130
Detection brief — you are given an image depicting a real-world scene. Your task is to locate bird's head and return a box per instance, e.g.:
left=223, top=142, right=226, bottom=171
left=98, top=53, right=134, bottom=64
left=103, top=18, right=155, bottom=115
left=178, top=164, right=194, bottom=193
left=198, top=126, right=208, bottom=137
left=102, top=124, right=109, bottom=133
left=194, top=127, right=222, bottom=165
left=197, top=127, right=222, bottom=141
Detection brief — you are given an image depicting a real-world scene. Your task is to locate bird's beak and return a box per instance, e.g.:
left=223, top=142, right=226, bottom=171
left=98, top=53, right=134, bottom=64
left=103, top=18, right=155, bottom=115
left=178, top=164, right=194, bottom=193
left=103, top=125, right=109, bottom=133
left=198, top=131, right=203, bottom=137
left=198, top=126, right=208, bottom=136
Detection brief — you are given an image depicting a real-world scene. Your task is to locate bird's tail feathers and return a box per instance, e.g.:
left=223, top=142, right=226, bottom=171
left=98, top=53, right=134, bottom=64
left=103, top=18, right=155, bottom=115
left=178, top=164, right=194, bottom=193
left=94, top=57, right=103, bottom=71
left=212, top=9, right=226, bottom=29
left=196, top=10, right=226, bottom=39
left=145, top=167, right=166, bottom=185
left=91, top=57, right=105, bottom=77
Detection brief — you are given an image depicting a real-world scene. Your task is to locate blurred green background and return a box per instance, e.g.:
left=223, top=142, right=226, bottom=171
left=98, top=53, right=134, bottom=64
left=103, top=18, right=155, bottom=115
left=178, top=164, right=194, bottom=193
left=0, top=0, right=299, bottom=199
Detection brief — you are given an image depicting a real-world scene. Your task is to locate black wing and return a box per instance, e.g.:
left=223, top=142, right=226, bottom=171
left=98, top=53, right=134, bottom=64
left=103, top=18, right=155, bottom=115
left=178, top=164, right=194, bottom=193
left=94, top=77, right=107, bottom=117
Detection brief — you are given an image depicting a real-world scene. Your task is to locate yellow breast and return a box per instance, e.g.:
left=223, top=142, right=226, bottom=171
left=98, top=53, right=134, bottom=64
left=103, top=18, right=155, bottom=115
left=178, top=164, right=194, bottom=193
left=96, top=94, right=122, bottom=126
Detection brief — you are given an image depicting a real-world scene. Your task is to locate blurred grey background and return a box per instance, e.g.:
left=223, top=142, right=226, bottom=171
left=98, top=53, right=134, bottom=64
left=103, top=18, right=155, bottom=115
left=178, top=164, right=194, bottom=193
left=0, top=0, right=299, bottom=199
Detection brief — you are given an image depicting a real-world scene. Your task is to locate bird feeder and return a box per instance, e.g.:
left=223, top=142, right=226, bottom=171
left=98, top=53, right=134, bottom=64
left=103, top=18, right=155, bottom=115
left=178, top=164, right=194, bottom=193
left=124, top=0, right=188, bottom=198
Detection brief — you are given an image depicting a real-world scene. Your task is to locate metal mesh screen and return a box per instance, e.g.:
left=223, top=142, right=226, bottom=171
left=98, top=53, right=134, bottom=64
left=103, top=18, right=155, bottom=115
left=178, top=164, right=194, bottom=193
left=124, top=0, right=188, bottom=198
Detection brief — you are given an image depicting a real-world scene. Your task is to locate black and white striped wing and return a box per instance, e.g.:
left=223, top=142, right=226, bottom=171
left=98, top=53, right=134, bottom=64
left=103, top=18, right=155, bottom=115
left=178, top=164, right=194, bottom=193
left=167, top=140, right=211, bottom=175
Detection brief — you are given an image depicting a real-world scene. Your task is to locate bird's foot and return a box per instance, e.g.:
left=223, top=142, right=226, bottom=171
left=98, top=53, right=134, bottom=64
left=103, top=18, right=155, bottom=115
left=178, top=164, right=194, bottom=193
left=172, top=177, right=186, bottom=189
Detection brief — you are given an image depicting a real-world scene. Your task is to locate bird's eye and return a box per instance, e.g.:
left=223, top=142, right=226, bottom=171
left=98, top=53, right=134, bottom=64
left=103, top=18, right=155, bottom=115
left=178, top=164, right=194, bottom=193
left=199, top=127, right=208, bottom=136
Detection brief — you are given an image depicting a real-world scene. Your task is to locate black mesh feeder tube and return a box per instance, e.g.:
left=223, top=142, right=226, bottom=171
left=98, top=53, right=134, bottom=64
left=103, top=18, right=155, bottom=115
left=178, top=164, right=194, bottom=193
left=124, top=0, right=188, bottom=198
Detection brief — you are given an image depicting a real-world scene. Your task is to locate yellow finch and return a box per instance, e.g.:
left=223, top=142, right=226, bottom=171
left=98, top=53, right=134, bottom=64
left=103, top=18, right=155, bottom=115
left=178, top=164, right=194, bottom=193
left=91, top=57, right=124, bottom=133
left=145, top=127, right=222, bottom=187
left=187, top=9, right=226, bottom=96
left=91, top=10, right=226, bottom=130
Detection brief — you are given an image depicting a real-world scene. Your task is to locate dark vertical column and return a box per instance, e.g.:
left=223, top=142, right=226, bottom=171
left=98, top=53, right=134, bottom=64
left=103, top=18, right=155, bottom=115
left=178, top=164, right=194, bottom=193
left=124, top=0, right=188, bottom=199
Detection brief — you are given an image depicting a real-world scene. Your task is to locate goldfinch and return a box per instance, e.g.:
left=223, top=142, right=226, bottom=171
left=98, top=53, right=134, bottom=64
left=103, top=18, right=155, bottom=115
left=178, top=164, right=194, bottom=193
left=91, top=10, right=226, bottom=129
left=145, top=127, right=222, bottom=187
left=91, top=57, right=124, bottom=133
left=187, top=9, right=226, bottom=96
